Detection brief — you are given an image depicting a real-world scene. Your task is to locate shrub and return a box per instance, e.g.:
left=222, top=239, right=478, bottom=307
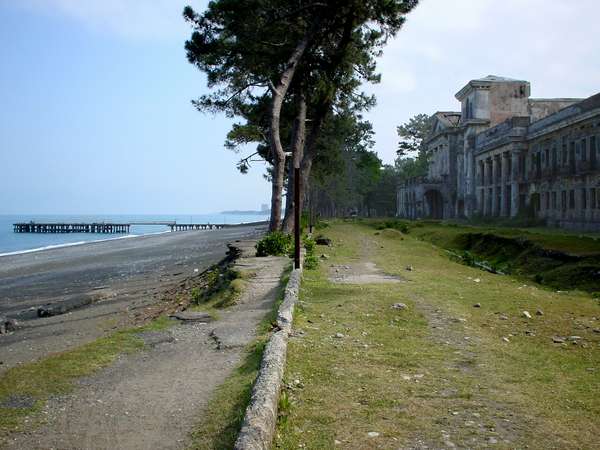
left=303, top=236, right=316, bottom=254
left=304, top=254, right=319, bottom=270
left=256, top=232, right=292, bottom=257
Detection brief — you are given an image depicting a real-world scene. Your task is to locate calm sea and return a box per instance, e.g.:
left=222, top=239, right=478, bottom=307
left=0, top=214, right=269, bottom=256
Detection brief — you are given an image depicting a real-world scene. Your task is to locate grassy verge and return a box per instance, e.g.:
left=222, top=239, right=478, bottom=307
left=275, top=222, right=600, bottom=449
left=0, top=316, right=174, bottom=437
left=366, top=218, right=600, bottom=293
left=187, top=267, right=291, bottom=450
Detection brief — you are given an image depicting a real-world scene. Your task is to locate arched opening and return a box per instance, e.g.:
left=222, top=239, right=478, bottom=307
left=425, top=190, right=444, bottom=219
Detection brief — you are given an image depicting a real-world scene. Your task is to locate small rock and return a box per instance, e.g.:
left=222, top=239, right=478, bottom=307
left=334, top=333, right=345, bottom=339
left=367, top=432, right=380, bottom=438
left=502, top=337, right=510, bottom=343
left=568, top=336, right=582, bottom=341
left=522, top=311, right=532, bottom=319
left=473, top=303, right=481, bottom=308
left=391, top=303, right=408, bottom=310
left=473, top=278, right=481, bottom=283
left=593, top=328, right=600, bottom=334
left=552, top=336, right=565, bottom=343
left=320, top=254, right=329, bottom=259
left=525, top=330, right=536, bottom=336
left=536, top=309, right=544, bottom=316
left=334, top=440, right=341, bottom=445
left=405, top=265, right=413, bottom=271
left=444, top=440, right=456, bottom=448
left=488, top=437, right=498, bottom=444
left=499, top=314, right=508, bottom=320
left=193, top=268, right=199, bottom=273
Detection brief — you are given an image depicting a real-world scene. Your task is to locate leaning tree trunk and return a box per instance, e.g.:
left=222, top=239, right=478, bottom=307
left=295, top=13, right=356, bottom=222
left=282, top=92, right=307, bottom=233
left=268, top=21, right=320, bottom=232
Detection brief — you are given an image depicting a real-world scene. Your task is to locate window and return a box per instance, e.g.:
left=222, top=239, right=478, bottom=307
left=569, top=190, right=575, bottom=209
left=545, top=192, right=550, bottom=210
left=562, top=191, right=567, bottom=210
left=581, top=188, right=587, bottom=209
left=552, top=191, right=557, bottom=209
left=581, top=138, right=587, bottom=162
left=545, top=149, right=550, bottom=167
left=591, top=188, right=597, bottom=209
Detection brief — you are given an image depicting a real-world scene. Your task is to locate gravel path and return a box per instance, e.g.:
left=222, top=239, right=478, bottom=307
left=3, top=241, right=288, bottom=450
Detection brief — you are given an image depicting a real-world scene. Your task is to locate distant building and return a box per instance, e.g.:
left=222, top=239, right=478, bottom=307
left=397, top=75, right=600, bottom=231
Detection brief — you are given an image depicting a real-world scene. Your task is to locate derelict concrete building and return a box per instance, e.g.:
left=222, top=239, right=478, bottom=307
left=397, top=75, right=600, bottom=231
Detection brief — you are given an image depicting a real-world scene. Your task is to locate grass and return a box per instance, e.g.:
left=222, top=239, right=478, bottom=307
left=275, top=222, right=600, bottom=449
left=0, top=315, right=175, bottom=438
left=367, top=218, right=600, bottom=293
left=187, top=267, right=291, bottom=450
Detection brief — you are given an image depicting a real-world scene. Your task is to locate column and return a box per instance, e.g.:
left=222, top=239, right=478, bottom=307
left=510, top=149, right=522, bottom=217
left=500, top=152, right=509, bottom=217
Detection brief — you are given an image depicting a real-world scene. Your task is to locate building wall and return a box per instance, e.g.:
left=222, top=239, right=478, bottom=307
left=397, top=76, right=600, bottom=231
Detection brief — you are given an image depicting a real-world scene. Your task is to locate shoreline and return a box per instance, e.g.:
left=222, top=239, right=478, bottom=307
left=0, top=220, right=269, bottom=258
left=0, top=223, right=267, bottom=372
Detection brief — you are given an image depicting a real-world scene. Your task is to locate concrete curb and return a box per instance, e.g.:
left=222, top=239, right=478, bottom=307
left=234, top=267, right=302, bottom=450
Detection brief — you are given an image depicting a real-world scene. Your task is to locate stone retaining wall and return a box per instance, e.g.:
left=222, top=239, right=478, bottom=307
left=234, top=267, right=302, bottom=450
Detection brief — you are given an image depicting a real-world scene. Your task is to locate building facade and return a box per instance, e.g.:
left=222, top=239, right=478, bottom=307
left=397, top=75, right=600, bottom=231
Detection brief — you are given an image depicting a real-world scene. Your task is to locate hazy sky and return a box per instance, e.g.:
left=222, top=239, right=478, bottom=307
left=1, top=0, right=598, bottom=214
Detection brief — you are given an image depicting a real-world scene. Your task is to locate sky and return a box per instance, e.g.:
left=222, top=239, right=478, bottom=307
left=0, top=0, right=599, bottom=215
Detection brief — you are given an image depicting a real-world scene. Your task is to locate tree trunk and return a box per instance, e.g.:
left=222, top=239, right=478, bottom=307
left=268, top=20, right=320, bottom=232
left=282, top=92, right=307, bottom=233
left=294, top=13, right=356, bottom=224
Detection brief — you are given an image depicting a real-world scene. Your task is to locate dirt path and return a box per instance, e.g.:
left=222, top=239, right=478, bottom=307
left=3, top=242, right=288, bottom=450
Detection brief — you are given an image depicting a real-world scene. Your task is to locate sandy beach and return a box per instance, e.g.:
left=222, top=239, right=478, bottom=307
left=0, top=223, right=266, bottom=371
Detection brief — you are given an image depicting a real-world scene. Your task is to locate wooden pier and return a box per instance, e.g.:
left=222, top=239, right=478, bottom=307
left=12, top=221, right=267, bottom=234
left=13, top=223, right=131, bottom=234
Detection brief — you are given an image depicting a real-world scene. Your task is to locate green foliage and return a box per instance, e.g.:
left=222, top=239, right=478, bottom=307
left=256, top=232, right=292, bottom=257
left=396, top=113, right=432, bottom=157
left=303, top=254, right=319, bottom=270
left=303, top=236, right=316, bottom=255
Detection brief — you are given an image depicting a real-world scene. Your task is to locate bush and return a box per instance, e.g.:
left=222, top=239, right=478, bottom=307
left=304, top=254, right=319, bottom=270
left=303, top=236, right=316, bottom=254
left=256, top=232, right=292, bottom=257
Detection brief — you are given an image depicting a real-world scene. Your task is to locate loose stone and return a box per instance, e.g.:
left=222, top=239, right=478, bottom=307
left=391, top=303, right=408, bottom=310
left=522, top=311, right=532, bottom=319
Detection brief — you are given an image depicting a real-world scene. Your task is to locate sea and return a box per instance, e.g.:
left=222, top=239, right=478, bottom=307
left=0, top=214, right=269, bottom=256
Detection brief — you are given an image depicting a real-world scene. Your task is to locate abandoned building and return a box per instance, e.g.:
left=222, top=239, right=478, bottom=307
left=396, top=75, right=600, bottom=231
